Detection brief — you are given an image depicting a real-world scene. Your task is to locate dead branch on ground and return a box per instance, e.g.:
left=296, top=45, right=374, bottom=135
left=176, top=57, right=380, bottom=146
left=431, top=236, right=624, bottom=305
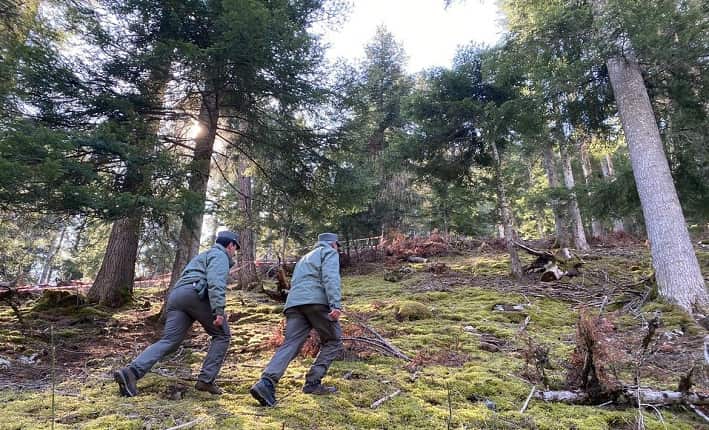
left=535, top=388, right=709, bottom=406
left=371, top=389, right=402, bottom=409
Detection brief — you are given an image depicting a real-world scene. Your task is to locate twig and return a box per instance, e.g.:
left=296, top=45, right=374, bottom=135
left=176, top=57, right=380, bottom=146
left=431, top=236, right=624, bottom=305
left=165, top=418, right=204, bottom=430
left=51, top=325, right=56, bottom=430
left=517, top=316, right=531, bottom=334
left=688, top=404, right=709, bottom=424
left=447, top=383, right=453, bottom=430
left=356, top=322, right=409, bottom=360
left=370, top=389, right=401, bottom=409
left=642, top=403, right=666, bottom=430
left=598, top=295, right=608, bottom=316
left=520, top=385, right=536, bottom=413
left=341, top=337, right=411, bottom=361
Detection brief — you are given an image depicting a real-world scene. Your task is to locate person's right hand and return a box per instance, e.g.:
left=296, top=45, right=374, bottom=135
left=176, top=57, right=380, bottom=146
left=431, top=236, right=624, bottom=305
left=213, top=314, right=225, bottom=327
left=328, top=308, right=342, bottom=321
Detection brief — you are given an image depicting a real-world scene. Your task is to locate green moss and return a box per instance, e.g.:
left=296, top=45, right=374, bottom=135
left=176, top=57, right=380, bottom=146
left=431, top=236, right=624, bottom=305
left=1, top=252, right=704, bottom=429
left=640, top=301, right=698, bottom=333
left=393, top=300, right=431, bottom=321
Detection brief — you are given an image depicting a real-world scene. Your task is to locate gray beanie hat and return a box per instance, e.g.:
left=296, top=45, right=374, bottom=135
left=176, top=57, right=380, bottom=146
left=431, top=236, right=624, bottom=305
left=217, top=230, right=240, bottom=248
left=318, top=232, right=338, bottom=243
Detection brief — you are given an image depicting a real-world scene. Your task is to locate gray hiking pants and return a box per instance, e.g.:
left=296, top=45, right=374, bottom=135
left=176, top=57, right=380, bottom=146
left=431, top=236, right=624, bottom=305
left=129, top=285, right=231, bottom=383
left=262, top=304, right=343, bottom=386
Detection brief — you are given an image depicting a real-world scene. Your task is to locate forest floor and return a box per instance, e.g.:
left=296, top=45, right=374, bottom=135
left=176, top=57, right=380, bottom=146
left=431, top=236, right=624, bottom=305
left=0, top=242, right=708, bottom=429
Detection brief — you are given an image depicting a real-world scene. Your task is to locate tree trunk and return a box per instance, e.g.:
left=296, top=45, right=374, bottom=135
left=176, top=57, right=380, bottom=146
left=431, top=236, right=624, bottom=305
left=491, top=141, right=522, bottom=279
left=599, top=154, right=626, bottom=233
left=593, top=1, right=708, bottom=312
left=527, top=163, right=547, bottom=239
left=40, top=225, right=66, bottom=284
left=88, top=67, right=169, bottom=307
left=236, top=157, right=259, bottom=290
left=542, top=142, right=571, bottom=248
left=496, top=223, right=505, bottom=239
left=163, top=90, right=220, bottom=318
left=578, top=140, right=603, bottom=239
left=168, top=90, right=219, bottom=286
left=87, top=217, right=141, bottom=307
left=560, top=144, right=590, bottom=250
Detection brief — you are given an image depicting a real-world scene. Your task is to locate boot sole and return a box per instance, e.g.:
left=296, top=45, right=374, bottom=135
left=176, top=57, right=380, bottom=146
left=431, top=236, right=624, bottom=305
left=303, top=389, right=337, bottom=395
left=249, top=386, right=276, bottom=407
left=195, top=384, right=222, bottom=395
left=113, top=370, right=137, bottom=397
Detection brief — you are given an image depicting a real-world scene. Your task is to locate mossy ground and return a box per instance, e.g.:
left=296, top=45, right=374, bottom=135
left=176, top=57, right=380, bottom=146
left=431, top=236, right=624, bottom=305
left=0, top=246, right=707, bottom=429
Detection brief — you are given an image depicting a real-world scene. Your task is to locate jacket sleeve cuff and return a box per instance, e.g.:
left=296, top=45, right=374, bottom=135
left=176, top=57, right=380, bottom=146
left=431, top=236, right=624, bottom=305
left=213, top=307, right=225, bottom=316
left=329, top=304, right=342, bottom=311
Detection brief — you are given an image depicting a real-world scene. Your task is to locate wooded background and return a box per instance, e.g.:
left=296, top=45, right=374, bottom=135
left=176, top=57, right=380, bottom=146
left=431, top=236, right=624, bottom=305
left=1, top=0, right=707, bottom=313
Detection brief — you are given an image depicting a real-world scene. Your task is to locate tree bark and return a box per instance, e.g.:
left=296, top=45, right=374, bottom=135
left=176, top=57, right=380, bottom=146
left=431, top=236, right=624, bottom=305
left=491, top=141, right=522, bottom=279
left=168, top=91, right=219, bottom=285
left=87, top=217, right=141, bottom=307
left=578, top=139, right=603, bottom=239
left=592, top=0, right=708, bottom=312
left=560, top=143, right=590, bottom=250
left=236, top=157, right=259, bottom=290
left=40, top=225, right=65, bottom=284
left=542, top=142, right=571, bottom=248
left=163, top=89, right=220, bottom=318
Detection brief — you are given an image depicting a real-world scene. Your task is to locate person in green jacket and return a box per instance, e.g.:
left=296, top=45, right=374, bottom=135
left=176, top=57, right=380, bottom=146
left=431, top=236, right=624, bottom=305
left=249, top=232, right=343, bottom=407
left=114, top=230, right=239, bottom=397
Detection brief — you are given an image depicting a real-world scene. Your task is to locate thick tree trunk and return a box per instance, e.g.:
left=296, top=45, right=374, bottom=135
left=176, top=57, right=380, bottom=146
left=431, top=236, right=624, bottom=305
left=592, top=1, right=708, bottom=313
left=236, top=157, right=259, bottom=290
left=599, top=154, right=626, bottom=233
left=578, top=140, right=603, bottom=239
left=40, top=226, right=65, bottom=284
left=163, top=90, right=220, bottom=318
left=168, top=91, right=219, bottom=285
left=491, top=141, right=522, bottom=279
left=542, top=142, right=571, bottom=248
left=88, top=157, right=149, bottom=306
left=88, top=68, right=169, bottom=307
left=560, top=144, right=590, bottom=250
left=87, top=217, right=141, bottom=307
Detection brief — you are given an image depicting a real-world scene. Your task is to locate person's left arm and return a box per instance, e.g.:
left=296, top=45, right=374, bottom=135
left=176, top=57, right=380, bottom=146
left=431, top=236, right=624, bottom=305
left=206, top=251, right=229, bottom=321
left=321, top=247, right=342, bottom=319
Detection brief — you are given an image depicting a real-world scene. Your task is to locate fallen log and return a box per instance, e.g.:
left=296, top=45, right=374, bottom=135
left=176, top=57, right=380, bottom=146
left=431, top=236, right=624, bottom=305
left=514, top=241, right=583, bottom=282
left=535, top=388, right=709, bottom=406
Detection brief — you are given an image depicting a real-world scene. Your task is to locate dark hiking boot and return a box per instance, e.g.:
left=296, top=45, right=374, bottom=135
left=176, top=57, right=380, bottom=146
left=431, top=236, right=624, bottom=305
left=114, top=367, right=138, bottom=397
left=195, top=380, right=223, bottom=395
left=250, top=379, right=277, bottom=407
left=302, top=382, right=337, bottom=395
